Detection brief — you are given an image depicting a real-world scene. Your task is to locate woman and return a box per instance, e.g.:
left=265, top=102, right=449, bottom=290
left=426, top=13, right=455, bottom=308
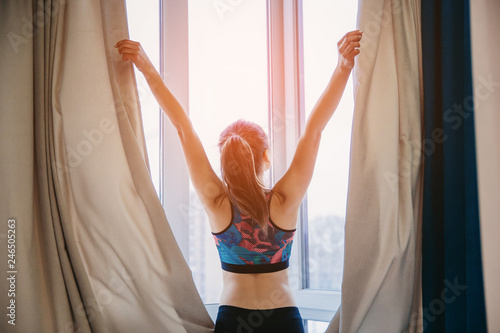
left=116, top=29, right=361, bottom=332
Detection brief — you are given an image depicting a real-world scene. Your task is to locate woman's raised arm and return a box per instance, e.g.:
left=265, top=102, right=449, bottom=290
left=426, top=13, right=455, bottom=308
left=115, top=40, right=226, bottom=211
left=115, top=39, right=190, bottom=134
left=273, top=30, right=362, bottom=216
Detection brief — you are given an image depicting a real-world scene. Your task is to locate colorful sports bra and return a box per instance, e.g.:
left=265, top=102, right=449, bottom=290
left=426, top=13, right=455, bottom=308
left=212, top=190, right=296, bottom=274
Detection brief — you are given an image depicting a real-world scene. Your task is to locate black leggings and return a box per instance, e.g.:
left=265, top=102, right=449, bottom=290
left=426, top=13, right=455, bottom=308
left=214, top=305, right=305, bottom=333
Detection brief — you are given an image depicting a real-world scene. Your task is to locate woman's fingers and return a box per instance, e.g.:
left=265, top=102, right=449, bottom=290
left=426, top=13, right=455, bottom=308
left=120, top=52, right=136, bottom=61
left=115, top=40, right=142, bottom=60
left=345, top=48, right=360, bottom=63
left=349, top=48, right=361, bottom=57
left=115, top=39, right=139, bottom=47
left=337, top=30, right=362, bottom=71
left=344, top=41, right=360, bottom=55
left=339, top=30, right=362, bottom=42
left=339, top=34, right=362, bottom=54
left=116, top=45, right=139, bottom=63
left=121, top=54, right=130, bottom=62
left=337, top=30, right=362, bottom=46
left=116, top=46, right=137, bottom=55
left=115, top=40, right=140, bottom=58
left=114, top=39, right=152, bottom=73
left=116, top=42, right=140, bottom=52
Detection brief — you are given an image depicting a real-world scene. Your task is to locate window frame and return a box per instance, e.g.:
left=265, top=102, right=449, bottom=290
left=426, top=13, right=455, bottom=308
left=267, top=0, right=340, bottom=321
left=159, top=0, right=190, bottom=261
left=159, top=0, right=340, bottom=323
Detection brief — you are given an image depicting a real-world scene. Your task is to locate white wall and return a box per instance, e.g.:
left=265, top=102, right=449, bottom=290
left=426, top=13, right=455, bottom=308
left=470, top=1, right=500, bottom=332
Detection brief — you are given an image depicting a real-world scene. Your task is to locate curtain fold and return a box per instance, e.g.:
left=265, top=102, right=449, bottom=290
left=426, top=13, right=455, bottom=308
left=421, top=0, right=487, bottom=332
left=1, top=0, right=214, bottom=332
left=1, top=0, right=107, bottom=332
left=327, top=0, right=423, bottom=331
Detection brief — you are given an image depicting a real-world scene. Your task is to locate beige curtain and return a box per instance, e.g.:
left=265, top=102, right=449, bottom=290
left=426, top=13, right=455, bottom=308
left=0, top=0, right=213, bottom=332
left=327, top=0, right=423, bottom=332
left=470, top=1, right=500, bottom=332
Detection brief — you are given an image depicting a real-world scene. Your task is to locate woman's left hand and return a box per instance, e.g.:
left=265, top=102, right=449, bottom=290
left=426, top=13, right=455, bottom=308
left=337, top=30, right=362, bottom=72
left=115, top=39, right=152, bottom=73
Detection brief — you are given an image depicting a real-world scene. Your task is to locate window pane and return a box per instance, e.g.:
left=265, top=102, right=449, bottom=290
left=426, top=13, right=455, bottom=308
left=305, top=320, right=330, bottom=333
left=188, top=0, right=269, bottom=303
left=302, top=1, right=358, bottom=290
left=126, top=0, right=160, bottom=194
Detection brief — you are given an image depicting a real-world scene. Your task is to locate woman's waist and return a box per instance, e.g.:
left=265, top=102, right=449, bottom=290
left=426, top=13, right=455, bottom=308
left=220, top=270, right=296, bottom=309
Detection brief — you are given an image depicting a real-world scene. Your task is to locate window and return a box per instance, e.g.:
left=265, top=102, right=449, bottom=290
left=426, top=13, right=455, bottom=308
left=305, top=320, right=330, bottom=333
left=128, top=0, right=358, bottom=330
left=125, top=0, right=161, bottom=194
left=302, top=0, right=358, bottom=291
left=187, top=0, right=269, bottom=304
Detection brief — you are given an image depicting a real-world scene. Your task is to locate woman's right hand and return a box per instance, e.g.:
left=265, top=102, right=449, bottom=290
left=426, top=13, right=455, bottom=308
left=337, top=30, right=362, bottom=72
left=115, top=39, right=153, bottom=73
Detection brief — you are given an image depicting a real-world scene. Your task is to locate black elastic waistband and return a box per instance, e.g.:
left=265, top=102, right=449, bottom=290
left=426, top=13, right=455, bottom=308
left=221, top=260, right=289, bottom=274
left=217, top=305, right=301, bottom=316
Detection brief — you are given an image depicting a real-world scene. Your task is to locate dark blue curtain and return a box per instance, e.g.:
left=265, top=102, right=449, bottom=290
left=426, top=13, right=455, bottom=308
left=421, top=0, right=487, bottom=332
